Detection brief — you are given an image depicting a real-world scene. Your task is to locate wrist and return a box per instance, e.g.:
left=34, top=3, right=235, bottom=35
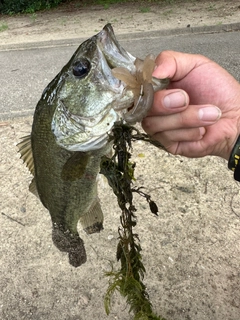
left=223, top=104, right=240, bottom=160
left=228, top=135, right=240, bottom=181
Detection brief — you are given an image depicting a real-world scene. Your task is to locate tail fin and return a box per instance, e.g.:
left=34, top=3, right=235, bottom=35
left=52, top=224, right=87, bottom=267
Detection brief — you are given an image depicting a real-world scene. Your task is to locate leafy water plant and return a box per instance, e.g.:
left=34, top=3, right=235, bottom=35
left=100, top=121, right=166, bottom=320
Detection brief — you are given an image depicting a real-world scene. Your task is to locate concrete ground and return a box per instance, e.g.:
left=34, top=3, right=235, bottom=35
left=1, top=1, right=240, bottom=319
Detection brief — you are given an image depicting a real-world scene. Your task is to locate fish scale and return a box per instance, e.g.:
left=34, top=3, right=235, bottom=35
left=18, top=24, right=168, bottom=267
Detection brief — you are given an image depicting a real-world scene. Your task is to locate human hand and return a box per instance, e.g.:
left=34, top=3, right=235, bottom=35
left=142, top=50, right=240, bottom=160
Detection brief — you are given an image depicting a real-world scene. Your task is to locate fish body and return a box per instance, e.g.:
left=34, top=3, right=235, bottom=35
left=18, top=24, right=168, bottom=267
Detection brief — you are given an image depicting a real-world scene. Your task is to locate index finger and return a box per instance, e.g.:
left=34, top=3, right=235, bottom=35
left=152, top=50, right=211, bottom=81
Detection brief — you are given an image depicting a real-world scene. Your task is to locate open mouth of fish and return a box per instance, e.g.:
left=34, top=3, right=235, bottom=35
left=52, top=24, right=168, bottom=152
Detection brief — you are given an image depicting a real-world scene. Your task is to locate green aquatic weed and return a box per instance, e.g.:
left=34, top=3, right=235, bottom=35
left=100, top=121, right=166, bottom=319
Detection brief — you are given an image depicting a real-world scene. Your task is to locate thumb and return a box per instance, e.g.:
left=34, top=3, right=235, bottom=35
left=153, top=50, right=210, bottom=81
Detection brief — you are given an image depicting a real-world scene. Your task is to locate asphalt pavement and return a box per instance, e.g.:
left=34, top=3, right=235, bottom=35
left=1, top=24, right=240, bottom=320
left=0, top=23, right=240, bottom=121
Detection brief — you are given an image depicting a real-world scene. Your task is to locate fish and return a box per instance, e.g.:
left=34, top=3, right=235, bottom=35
left=18, top=24, right=168, bottom=267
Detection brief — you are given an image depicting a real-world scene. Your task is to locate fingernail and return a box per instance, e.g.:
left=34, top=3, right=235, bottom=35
left=163, top=91, right=187, bottom=109
left=198, top=106, right=221, bottom=121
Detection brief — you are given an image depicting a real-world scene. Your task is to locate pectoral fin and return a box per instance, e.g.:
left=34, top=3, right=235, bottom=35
left=61, top=152, right=90, bottom=181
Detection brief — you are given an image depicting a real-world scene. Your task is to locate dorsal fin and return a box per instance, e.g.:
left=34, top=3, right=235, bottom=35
left=17, top=135, right=35, bottom=175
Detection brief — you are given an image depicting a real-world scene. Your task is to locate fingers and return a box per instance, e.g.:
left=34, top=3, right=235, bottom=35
left=142, top=104, right=221, bottom=136
left=152, top=50, right=210, bottom=81
left=146, top=50, right=240, bottom=160
left=142, top=103, right=222, bottom=158
left=148, top=89, right=189, bottom=116
left=153, top=127, right=206, bottom=145
left=152, top=127, right=206, bottom=156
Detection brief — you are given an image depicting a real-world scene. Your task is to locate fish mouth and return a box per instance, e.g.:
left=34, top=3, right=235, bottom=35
left=96, top=24, right=138, bottom=119
left=97, top=24, right=136, bottom=72
left=52, top=24, right=137, bottom=152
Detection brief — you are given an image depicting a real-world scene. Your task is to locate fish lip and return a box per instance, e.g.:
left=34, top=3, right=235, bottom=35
left=97, top=45, right=123, bottom=91
left=101, top=23, right=115, bottom=40
left=97, top=24, right=136, bottom=72
left=95, top=24, right=136, bottom=94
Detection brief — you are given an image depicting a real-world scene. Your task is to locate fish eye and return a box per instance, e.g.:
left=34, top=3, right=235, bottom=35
left=72, top=58, right=91, bottom=78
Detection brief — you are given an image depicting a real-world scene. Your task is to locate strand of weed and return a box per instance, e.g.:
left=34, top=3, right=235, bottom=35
left=100, top=120, right=166, bottom=320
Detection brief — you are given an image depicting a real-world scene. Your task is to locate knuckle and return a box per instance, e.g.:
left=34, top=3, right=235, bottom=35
left=141, top=116, right=154, bottom=133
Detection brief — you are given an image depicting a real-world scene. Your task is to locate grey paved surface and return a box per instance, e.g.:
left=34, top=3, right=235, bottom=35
left=0, top=24, right=240, bottom=121
left=1, top=25, right=240, bottom=320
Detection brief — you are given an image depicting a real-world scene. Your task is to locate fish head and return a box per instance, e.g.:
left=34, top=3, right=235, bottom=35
left=50, top=24, right=137, bottom=152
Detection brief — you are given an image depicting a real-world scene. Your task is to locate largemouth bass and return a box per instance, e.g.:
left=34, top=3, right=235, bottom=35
left=18, top=24, right=168, bottom=267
